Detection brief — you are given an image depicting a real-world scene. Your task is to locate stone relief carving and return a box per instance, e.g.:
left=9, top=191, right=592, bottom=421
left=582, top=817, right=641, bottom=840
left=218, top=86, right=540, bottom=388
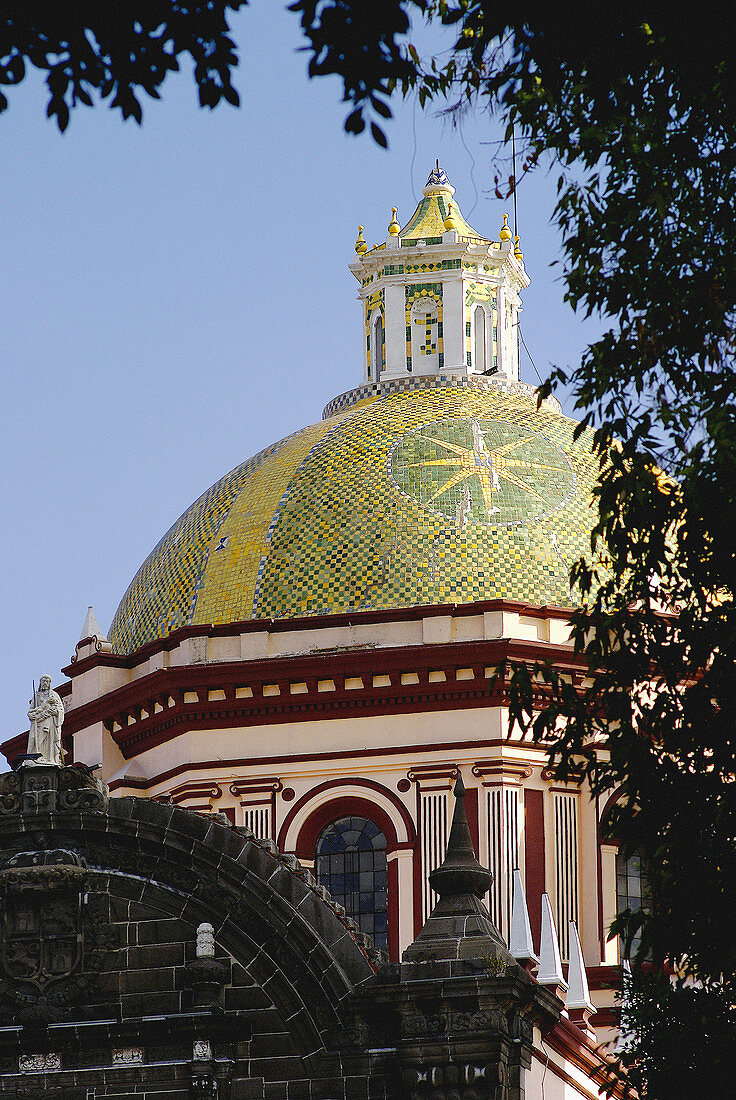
left=193, top=1038, right=213, bottom=1061
left=0, top=848, right=113, bottom=1023
left=18, top=1052, right=62, bottom=1073
left=196, top=922, right=215, bottom=958
left=112, top=1047, right=144, bottom=1065
left=0, top=763, right=108, bottom=818
left=191, top=1071, right=220, bottom=1099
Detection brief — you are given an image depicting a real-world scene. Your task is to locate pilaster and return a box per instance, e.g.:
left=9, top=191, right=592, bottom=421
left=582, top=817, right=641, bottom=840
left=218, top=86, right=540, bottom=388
left=440, top=274, right=464, bottom=372
left=384, top=280, right=407, bottom=375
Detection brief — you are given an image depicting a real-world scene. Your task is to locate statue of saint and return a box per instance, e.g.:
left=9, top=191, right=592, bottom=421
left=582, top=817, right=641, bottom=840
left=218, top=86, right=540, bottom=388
left=27, top=675, right=65, bottom=765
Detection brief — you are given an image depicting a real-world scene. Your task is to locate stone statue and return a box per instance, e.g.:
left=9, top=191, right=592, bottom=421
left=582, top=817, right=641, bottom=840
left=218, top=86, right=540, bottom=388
left=27, top=675, right=65, bottom=765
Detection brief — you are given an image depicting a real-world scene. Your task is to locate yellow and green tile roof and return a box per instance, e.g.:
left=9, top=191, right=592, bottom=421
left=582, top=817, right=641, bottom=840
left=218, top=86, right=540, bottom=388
left=400, top=189, right=485, bottom=243
left=109, top=382, right=599, bottom=655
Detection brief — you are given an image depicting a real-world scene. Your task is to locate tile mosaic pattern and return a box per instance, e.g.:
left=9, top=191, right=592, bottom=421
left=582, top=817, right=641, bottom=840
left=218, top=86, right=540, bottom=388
left=321, top=375, right=562, bottom=420
left=108, top=437, right=288, bottom=654
left=466, top=283, right=498, bottom=307
left=390, top=419, right=576, bottom=527
left=255, top=385, right=598, bottom=618
left=108, top=419, right=349, bottom=654
left=109, top=381, right=598, bottom=655
left=193, top=419, right=348, bottom=627
left=405, top=283, right=443, bottom=373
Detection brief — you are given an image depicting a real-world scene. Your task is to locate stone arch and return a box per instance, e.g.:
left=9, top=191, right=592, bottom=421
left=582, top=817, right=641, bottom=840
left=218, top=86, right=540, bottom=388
left=105, top=799, right=374, bottom=1036
left=0, top=768, right=376, bottom=1095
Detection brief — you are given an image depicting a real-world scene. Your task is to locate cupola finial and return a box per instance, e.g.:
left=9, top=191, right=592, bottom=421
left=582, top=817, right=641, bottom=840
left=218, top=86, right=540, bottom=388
left=499, top=213, right=512, bottom=242
left=425, top=160, right=451, bottom=190
left=388, top=207, right=400, bottom=236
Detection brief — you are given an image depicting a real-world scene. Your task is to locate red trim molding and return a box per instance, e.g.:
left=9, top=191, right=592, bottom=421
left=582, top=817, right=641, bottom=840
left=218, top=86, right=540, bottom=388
left=30, top=637, right=584, bottom=767
left=278, top=778, right=416, bottom=853
left=169, top=780, right=222, bottom=805
left=586, top=964, right=622, bottom=990
left=105, top=737, right=549, bottom=795
left=543, top=1014, right=628, bottom=1098
left=472, top=759, right=533, bottom=783
left=230, top=777, right=282, bottom=796
left=60, top=597, right=576, bottom=678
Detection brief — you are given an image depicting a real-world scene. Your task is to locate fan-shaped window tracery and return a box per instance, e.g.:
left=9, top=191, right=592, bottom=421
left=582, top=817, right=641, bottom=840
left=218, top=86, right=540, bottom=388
left=315, top=815, right=388, bottom=952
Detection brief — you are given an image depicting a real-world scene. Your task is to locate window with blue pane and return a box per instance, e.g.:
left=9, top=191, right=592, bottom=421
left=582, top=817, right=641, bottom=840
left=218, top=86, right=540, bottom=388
left=616, top=848, right=650, bottom=959
left=315, top=816, right=388, bottom=952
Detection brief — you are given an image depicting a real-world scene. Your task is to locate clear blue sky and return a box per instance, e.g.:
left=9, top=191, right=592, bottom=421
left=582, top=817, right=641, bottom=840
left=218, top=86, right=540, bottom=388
left=1, top=2, right=602, bottom=747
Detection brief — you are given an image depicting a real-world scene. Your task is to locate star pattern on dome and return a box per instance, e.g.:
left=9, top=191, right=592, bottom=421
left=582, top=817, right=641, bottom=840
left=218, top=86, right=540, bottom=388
left=390, top=418, right=577, bottom=527
left=415, top=422, right=563, bottom=519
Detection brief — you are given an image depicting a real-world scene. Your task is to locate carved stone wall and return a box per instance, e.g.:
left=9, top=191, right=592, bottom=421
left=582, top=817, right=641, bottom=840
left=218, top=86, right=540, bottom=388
left=0, top=764, right=380, bottom=1099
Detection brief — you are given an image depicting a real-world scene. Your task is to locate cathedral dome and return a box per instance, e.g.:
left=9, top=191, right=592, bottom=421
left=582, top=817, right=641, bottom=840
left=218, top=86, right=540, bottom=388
left=109, top=376, right=597, bottom=655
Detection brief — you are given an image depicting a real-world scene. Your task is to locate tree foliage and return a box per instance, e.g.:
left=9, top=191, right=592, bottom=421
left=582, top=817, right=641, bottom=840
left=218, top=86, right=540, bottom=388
left=290, top=2, right=736, bottom=1092
left=0, top=2, right=244, bottom=129
left=4, top=1, right=736, bottom=1090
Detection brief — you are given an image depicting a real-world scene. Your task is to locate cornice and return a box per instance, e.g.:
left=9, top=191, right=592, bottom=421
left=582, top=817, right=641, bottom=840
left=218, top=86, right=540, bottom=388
left=543, top=1014, right=629, bottom=1098
left=52, top=636, right=585, bottom=763
left=60, top=597, right=575, bottom=680
left=351, top=238, right=504, bottom=273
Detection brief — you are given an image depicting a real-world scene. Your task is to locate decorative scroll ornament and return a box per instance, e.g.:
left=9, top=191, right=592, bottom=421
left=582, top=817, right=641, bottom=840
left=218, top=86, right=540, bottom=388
left=19, top=1052, right=62, bottom=1073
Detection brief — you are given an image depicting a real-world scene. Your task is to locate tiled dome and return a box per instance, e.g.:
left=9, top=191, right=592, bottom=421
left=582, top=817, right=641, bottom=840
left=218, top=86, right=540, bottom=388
left=109, top=378, right=597, bottom=655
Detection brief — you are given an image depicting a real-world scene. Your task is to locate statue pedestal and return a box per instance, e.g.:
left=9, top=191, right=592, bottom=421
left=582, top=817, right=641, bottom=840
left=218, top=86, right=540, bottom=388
left=0, top=763, right=108, bottom=816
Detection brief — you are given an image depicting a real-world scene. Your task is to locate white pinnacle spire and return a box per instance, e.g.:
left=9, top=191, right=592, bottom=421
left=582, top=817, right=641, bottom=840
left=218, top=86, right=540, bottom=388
left=537, top=893, right=568, bottom=993
left=509, top=869, right=539, bottom=966
left=566, top=921, right=595, bottom=1012
left=79, top=605, right=106, bottom=643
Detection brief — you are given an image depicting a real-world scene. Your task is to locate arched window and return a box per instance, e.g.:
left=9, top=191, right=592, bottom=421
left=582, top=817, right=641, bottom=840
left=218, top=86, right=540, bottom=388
left=616, top=848, right=648, bottom=958
left=315, top=816, right=388, bottom=952
left=473, top=304, right=486, bottom=372
left=372, top=314, right=384, bottom=381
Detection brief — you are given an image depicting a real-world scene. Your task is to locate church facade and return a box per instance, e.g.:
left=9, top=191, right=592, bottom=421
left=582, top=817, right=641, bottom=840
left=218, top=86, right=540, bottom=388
left=2, top=166, right=629, bottom=1097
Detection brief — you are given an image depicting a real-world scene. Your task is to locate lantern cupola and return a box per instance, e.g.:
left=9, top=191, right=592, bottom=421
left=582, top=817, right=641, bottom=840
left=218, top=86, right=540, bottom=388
left=350, top=161, right=529, bottom=384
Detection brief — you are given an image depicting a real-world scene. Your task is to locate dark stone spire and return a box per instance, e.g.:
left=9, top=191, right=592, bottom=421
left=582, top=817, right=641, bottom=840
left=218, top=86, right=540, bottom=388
left=402, top=774, right=514, bottom=965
